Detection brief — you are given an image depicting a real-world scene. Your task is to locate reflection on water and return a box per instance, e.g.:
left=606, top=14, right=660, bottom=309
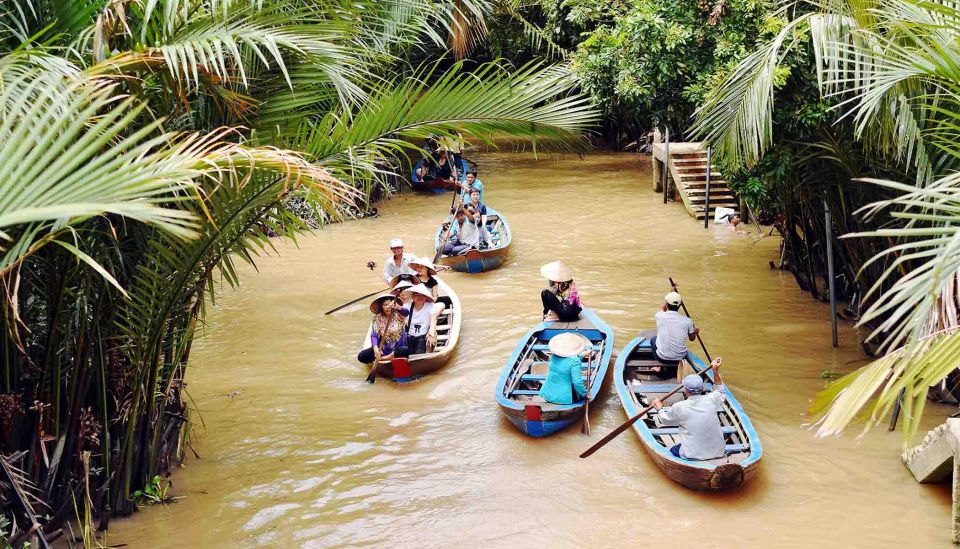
left=109, top=153, right=951, bottom=548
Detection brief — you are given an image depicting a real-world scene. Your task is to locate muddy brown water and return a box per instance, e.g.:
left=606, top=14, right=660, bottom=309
left=109, top=152, right=952, bottom=547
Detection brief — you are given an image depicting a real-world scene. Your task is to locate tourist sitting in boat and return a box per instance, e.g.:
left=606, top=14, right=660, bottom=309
left=357, top=294, right=410, bottom=364
left=651, top=358, right=727, bottom=460
left=539, top=333, right=591, bottom=404
left=382, top=238, right=416, bottom=283
left=466, top=189, right=492, bottom=247
left=409, top=257, right=440, bottom=295
left=390, top=279, right=415, bottom=297
left=649, top=291, right=700, bottom=377
left=442, top=206, right=481, bottom=256
left=402, top=284, right=446, bottom=355
left=540, top=260, right=582, bottom=322
left=459, top=170, right=484, bottom=201
left=417, top=149, right=457, bottom=183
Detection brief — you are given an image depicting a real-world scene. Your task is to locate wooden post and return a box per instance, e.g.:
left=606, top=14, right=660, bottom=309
left=704, top=146, right=712, bottom=228
left=663, top=128, right=671, bottom=204
left=953, top=455, right=960, bottom=544
left=825, top=197, right=838, bottom=348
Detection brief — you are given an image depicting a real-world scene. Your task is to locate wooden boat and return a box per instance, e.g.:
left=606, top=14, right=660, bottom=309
left=410, top=157, right=470, bottom=192
left=494, top=308, right=614, bottom=437
left=433, top=207, right=511, bottom=273
left=613, top=333, right=762, bottom=490
left=361, top=276, right=461, bottom=383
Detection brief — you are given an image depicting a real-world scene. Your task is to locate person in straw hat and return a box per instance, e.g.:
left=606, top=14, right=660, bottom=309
left=649, top=291, right=701, bottom=378
left=402, top=284, right=446, bottom=355
left=540, top=260, right=582, bottom=322
left=408, top=256, right=441, bottom=296
left=357, top=294, right=410, bottom=364
left=539, top=333, right=593, bottom=404
left=390, top=279, right=416, bottom=297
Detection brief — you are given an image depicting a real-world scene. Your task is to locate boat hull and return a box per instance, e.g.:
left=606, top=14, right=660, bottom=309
left=434, top=207, right=512, bottom=274
left=494, top=308, right=615, bottom=437
left=361, top=276, right=462, bottom=382
left=614, top=335, right=762, bottom=490
left=410, top=158, right=470, bottom=193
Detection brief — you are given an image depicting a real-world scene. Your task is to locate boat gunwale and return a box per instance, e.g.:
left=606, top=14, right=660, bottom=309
left=613, top=336, right=763, bottom=472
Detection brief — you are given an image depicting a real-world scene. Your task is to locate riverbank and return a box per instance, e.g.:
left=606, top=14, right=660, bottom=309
left=107, top=152, right=952, bottom=547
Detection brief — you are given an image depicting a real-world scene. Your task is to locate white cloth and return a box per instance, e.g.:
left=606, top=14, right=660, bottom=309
left=382, top=252, right=415, bottom=283
left=407, top=302, right=434, bottom=336
left=450, top=218, right=480, bottom=247
left=657, top=386, right=728, bottom=460
left=654, top=310, right=695, bottom=361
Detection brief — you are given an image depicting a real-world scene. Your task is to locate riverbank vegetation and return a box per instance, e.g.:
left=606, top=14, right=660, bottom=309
left=0, top=1, right=596, bottom=544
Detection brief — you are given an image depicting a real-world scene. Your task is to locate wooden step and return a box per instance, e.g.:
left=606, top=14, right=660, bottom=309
left=689, top=195, right=737, bottom=204
left=683, top=181, right=729, bottom=188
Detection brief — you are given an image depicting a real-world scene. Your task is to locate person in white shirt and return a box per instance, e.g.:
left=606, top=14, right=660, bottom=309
left=651, top=358, right=727, bottom=460
left=382, top=238, right=416, bottom=283
left=402, top=284, right=446, bottom=355
left=649, top=291, right=700, bottom=377
left=442, top=206, right=480, bottom=256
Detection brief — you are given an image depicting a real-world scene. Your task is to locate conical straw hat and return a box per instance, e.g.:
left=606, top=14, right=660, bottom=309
left=540, top=260, right=573, bottom=282
left=408, top=256, right=438, bottom=275
left=402, top=284, right=435, bottom=302
left=548, top=332, right=590, bottom=357
left=369, top=293, right=402, bottom=314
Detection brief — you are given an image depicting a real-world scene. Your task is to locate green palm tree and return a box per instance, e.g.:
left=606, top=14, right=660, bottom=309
left=691, top=0, right=960, bottom=439
left=0, top=0, right=597, bottom=540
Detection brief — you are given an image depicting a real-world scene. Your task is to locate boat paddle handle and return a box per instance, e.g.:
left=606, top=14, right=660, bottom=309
left=579, top=362, right=717, bottom=459
left=669, top=277, right=712, bottom=363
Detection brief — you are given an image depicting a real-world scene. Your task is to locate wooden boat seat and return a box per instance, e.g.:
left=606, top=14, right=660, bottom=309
left=724, top=444, right=749, bottom=452
left=511, top=389, right=540, bottom=396
left=521, top=374, right=546, bottom=382
left=631, top=383, right=679, bottom=393
left=531, top=343, right=601, bottom=352
left=649, top=426, right=738, bottom=436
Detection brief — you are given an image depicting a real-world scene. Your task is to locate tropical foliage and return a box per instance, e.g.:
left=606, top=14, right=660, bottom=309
left=691, top=0, right=960, bottom=439
left=0, top=0, right=596, bottom=543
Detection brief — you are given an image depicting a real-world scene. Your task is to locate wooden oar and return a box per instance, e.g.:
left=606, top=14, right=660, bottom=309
left=366, top=305, right=396, bottom=384
left=581, top=347, right=596, bottom=435
left=579, top=361, right=718, bottom=458
left=325, top=262, right=387, bottom=315
left=668, top=277, right=713, bottom=362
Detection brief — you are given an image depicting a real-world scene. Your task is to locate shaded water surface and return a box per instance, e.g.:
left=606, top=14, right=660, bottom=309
left=110, top=153, right=951, bottom=547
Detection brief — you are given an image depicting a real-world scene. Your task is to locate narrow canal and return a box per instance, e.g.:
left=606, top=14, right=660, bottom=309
left=110, top=152, right=951, bottom=547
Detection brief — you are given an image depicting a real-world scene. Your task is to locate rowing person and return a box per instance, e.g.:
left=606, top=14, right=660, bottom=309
left=442, top=205, right=481, bottom=256
left=651, top=358, right=727, bottom=460
left=402, top=284, right=446, bottom=355
left=357, top=294, right=410, bottom=365
left=458, top=170, right=484, bottom=202
left=540, top=260, right=582, bottom=322
left=539, top=333, right=591, bottom=404
left=382, top=238, right=415, bottom=283
left=649, top=291, right=700, bottom=378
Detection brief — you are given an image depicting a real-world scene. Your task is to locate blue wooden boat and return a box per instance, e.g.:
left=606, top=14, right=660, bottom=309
left=433, top=207, right=511, bottom=273
left=494, top=309, right=614, bottom=437
left=410, top=157, right=471, bottom=193
left=613, top=334, right=762, bottom=490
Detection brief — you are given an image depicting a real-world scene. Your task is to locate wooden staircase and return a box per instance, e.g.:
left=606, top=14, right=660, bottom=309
left=652, top=142, right=738, bottom=221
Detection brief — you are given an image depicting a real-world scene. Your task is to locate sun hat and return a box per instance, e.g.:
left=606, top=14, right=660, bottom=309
left=402, top=284, right=435, bottom=302
left=548, top=332, right=591, bottom=357
left=369, top=293, right=402, bottom=314
left=389, top=273, right=420, bottom=288
left=540, top=260, right=574, bottom=283
left=682, top=374, right=704, bottom=394
left=664, top=291, right=682, bottom=306
left=408, top=257, right=438, bottom=276
left=390, top=238, right=404, bottom=248
left=391, top=280, right=415, bottom=295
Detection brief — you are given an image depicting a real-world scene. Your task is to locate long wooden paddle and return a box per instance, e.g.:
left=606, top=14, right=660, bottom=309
left=579, top=361, right=718, bottom=458
left=365, top=305, right=396, bottom=384
left=581, top=348, right=596, bottom=435
left=325, top=262, right=386, bottom=315
left=668, top=277, right=712, bottom=362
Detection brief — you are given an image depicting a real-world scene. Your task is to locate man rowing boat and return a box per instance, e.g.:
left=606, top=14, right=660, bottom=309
left=649, top=291, right=700, bottom=377
left=651, top=358, right=727, bottom=460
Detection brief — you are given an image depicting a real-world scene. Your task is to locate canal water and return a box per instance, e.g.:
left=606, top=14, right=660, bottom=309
left=109, top=152, right=952, bottom=547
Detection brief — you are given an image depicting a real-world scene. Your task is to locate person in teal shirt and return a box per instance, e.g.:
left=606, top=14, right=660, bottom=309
left=459, top=170, right=484, bottom=202
left=539, top=332, right=591, bottom=404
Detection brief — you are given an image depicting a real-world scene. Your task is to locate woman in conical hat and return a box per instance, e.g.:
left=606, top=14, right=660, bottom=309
left=408, top=256, right=440, bottom=298
left=357, top=294, right=410, bottom=365
left=539, top=333, right=592, bottom=404
left=401, top=284, right=446, bottom=355
left=539, top=260, right=582, bottom=322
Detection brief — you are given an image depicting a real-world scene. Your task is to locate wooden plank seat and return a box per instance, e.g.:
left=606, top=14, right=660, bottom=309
left=632, top=383, right=680, bottom=393
left=531, top=343, right=602, bottom=352
left=649, top=426, right=738, bottom=436
left=511, top=389, right=540, bottom=396
left=521, top=374, right=546, bottom=382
